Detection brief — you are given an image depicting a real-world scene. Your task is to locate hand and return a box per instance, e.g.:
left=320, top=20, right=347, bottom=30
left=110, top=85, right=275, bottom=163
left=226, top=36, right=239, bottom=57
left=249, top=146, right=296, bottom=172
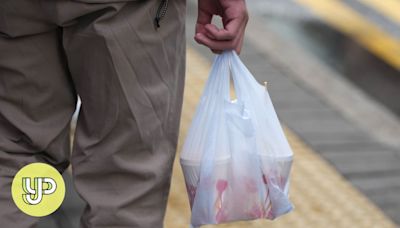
left=195, top=0, right=248, bottom=54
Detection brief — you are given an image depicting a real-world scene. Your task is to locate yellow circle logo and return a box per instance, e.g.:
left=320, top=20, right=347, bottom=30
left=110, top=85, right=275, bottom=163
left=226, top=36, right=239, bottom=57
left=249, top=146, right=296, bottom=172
left=11, top=163, right=65, bottom=217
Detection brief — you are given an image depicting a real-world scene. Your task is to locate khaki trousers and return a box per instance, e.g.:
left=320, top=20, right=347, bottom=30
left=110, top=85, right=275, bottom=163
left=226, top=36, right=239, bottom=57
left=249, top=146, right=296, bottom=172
left=0, top=0, right=186, bottom=227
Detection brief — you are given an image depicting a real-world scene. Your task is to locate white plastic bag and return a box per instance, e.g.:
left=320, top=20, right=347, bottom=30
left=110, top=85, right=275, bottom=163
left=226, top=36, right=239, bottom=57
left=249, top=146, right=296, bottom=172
left=180, top=51, right=294, bottom=227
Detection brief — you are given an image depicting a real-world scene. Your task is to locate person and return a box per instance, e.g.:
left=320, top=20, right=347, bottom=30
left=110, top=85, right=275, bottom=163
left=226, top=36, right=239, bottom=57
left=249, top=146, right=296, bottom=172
left=0, top=0, right=248, bottom=227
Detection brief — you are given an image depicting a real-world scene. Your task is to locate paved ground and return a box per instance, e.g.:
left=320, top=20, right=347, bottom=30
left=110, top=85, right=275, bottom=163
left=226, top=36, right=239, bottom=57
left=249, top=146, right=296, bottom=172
left=38, top=0, right=400, bottom=227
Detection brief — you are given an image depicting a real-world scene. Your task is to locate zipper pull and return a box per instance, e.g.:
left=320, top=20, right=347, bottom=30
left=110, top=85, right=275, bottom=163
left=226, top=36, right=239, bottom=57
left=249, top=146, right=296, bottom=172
left=154, top=0, right=169, bottom=29
left=154, top=17, right=161, bottom=29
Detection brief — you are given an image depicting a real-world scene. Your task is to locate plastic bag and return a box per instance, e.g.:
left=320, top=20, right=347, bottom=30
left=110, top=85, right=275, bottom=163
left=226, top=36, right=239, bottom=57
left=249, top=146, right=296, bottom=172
left=180, top=51, right=294, bottom=227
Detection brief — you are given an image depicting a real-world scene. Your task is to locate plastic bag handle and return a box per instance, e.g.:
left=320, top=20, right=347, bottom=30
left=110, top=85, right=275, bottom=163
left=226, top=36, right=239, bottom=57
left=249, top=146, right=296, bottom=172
left=200, top=53, right=231, bottom=104
left=214, top=51, right=265, bottom=104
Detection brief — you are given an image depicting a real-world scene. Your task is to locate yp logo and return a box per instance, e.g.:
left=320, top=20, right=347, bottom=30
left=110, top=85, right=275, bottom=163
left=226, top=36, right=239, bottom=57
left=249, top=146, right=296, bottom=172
left=11, top=163, right=65, bottom=217
left=22, top=177, right=57, bottom=205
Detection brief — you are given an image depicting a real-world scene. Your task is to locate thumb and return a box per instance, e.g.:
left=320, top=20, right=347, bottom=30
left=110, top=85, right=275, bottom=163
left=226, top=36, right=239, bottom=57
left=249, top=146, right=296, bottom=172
left=196, top=9, right=212, bottom=35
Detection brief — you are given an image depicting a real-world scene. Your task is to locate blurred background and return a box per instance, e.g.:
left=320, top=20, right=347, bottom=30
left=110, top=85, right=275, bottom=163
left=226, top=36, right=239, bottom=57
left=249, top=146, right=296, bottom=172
left=39, top=0, right=400, bottom=227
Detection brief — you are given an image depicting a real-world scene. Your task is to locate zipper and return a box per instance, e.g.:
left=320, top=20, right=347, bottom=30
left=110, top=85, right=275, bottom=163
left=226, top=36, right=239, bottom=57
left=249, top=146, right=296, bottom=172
left=154, top=0, right=169, bottom=29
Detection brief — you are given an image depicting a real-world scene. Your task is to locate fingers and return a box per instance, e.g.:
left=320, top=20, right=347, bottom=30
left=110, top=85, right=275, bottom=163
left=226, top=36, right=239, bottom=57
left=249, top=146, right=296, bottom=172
left=211, top=49, right=223, bottom=54
left=234, top=19, right=247, bottom=54
left=195, top=18, right=246, bottom=54
left=195, top=33, right=228, bottom=53
left=195, top=9, right=212, bottom=35
left=236, top=32, right=244, bottom=54
left=194, top=32, right=238, bottom=50
left=204, top=23, right=237, bottom=41
left=195, top=0, right=248, bottom=54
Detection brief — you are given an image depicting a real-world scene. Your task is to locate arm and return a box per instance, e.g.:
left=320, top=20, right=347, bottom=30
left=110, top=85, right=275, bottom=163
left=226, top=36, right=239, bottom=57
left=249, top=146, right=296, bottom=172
left=194, top=0, right=248, bottom=54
